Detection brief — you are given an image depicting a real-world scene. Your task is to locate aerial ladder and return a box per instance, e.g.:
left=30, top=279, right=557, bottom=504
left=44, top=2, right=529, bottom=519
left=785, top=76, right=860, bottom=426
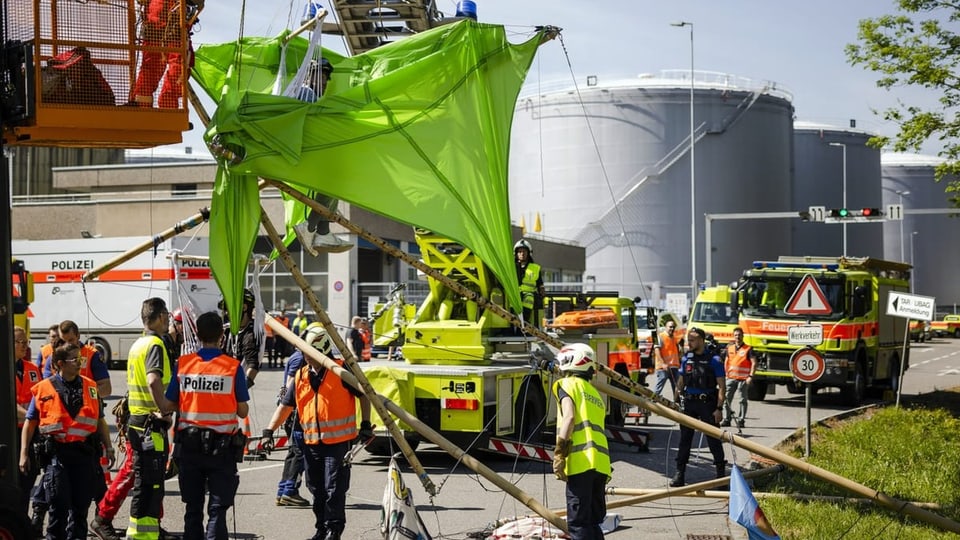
left=320, top=0, right=466, bottom=56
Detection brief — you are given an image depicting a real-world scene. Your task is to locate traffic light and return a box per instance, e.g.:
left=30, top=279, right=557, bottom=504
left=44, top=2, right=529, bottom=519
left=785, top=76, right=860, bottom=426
left=860, top=207, right=882, bottom=219
left=825, top=208, right=884, bottom=222
left=829, top=208, right=850, bottom=218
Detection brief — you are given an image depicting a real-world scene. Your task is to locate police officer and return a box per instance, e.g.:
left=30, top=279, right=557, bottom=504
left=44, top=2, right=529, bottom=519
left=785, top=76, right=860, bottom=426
left=552, top=343, right=611, bottom=540
left=13, top=326, right=42, bottom=515
left=125, top=298, right=175, bottom=539
left=19, top=343, right=114, bottom=539
left=165, top=311, right=250, bottom=540
left=670, top=327, right=726, bottom=487
left=261, top=324, right=372, bottom=540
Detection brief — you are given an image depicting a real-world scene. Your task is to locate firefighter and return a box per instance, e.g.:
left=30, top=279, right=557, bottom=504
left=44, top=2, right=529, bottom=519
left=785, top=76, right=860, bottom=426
left=124, top=298, right=175, bottom=539
left=670, top=327, right=726, bottom=487
left=165, top=311, right=250, bottom=539
left=130, top=0, right=196, bottom=108
left=653, top=320, right=682, bottom=397
left=551, top=343, right=611, bottom=540
left=13, top=326, right=42, bottom=516
left=721, top=327, right=755, bottom=428
left=222, top=289, right=262, bottom=388
left=19, top=343, right=114, bottom=540
left=514, top=239, right=544, bottom=327
left=261, top=324, right=372, bottom=540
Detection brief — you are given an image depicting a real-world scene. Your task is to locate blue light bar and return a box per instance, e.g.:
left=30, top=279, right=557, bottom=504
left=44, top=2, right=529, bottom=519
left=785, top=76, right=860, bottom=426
left=752, top=261, right=840, bottom=271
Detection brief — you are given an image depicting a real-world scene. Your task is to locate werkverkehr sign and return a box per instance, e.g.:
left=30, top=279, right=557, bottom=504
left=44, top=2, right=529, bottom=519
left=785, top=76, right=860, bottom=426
left=886, top=291, right=936, bottom=322
left=788, top=324, right=823, bottom=346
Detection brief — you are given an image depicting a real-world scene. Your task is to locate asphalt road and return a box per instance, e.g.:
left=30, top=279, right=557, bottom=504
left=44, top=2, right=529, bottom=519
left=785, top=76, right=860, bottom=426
left=95, top=336, right=960, bottom=539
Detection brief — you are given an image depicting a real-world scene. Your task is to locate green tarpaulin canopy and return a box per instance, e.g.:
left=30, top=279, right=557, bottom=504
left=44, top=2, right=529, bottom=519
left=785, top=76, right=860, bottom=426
left=192, top=21, right=546, bottom=327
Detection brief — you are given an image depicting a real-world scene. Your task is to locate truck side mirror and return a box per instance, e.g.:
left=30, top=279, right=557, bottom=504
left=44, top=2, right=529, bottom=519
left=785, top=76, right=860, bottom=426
left=645, top=307, right=657, bottom=330
left=730, top=290, right=740, bottom=314
left=851, top=285, right=868, bottom=317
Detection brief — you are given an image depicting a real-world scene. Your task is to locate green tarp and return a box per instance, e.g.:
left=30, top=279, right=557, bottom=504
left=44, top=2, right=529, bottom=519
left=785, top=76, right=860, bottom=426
left=192, top=21, right=545, bottom=327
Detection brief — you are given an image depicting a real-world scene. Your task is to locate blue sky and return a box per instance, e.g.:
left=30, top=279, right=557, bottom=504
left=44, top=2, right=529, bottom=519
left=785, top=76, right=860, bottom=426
left=165, top=0, right=944, bottom=156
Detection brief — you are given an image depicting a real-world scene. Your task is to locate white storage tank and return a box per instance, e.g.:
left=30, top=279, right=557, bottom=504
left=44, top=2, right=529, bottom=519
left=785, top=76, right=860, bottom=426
left=792, top=122, right=883, bottom=258
left=881, top=152, right=960, bottom=308
left=509, top=71, right=795, bottom=299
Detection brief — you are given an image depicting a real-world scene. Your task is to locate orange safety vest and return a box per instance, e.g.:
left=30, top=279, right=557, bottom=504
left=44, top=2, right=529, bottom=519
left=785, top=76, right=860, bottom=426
left=656, top=332, right=681, bottom=370
left=295, top=361, right=357, bottom=445
left=79, top=343, right=100, bottom=381
left=16, top=360, right=42, bottom=427
left=176, top=353, right=240, bottom=434
left=360, top=329, right=372, bottom=361
left=725, top=343, right=753, bottom=380
left=32, top=375, right=100, bottom=442
left=38, top=343, right=54, bottom=370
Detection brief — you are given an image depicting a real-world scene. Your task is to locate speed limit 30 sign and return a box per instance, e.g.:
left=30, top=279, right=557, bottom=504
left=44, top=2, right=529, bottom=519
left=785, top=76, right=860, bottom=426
left=790, top=348, right=825, bottom=383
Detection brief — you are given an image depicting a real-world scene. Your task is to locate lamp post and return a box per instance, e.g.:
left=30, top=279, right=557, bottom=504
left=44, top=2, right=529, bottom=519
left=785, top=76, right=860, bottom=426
left=896, top=190, right=910, bottom=262
left=828, top=142, right=847, bottom=256
left=671, top=20, right=696, bottom=298
left=910, top=231, right=918, bottom=292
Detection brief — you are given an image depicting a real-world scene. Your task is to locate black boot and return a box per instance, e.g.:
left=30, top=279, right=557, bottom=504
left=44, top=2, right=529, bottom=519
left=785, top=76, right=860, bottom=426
left=716, top=461, right=727, bottom=479
left=669, top=469, right=685, bottom=487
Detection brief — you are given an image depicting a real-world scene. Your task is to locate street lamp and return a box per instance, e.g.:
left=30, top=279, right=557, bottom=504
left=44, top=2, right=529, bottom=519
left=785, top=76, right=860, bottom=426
left=671, top=20, right=696, bottom=299
left=828, top=142, right=847, bottom=256
left=910, top=231, right=919, bottom=292
left=895, top=190, right=910, bottom=262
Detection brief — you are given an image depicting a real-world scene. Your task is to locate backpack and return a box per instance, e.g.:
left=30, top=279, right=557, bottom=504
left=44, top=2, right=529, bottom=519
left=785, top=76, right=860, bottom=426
left=41, top=46, right=116, bottom=106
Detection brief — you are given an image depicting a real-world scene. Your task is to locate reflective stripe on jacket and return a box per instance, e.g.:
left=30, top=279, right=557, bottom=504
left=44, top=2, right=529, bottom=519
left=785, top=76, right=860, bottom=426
left=553, top=376, right=611, bottom=478
left=176, top=353, right=240, bottom=434
left=32, top=376, right=100, bottom=442
left=725, top=343, right=752, bottom=380
left=295, top=361, right=357, bottom=445
left=360, top=330, right=372, bottom=361
left=127, top=334, right=171, bottom=415
left=519, top=263, right=541, bottom=309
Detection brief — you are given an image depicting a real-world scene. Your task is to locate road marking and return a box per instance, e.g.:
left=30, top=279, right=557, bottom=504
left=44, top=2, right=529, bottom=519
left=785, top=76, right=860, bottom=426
left=938, top=368, right=960, bottom=377
left=164, top=461, right=282, bottom=484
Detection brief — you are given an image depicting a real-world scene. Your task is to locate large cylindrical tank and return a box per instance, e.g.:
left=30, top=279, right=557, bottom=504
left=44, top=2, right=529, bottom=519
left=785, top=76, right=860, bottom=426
left=792, top=122, right=883, bottom=258
left=881, top=153, right=960, bottom=308
left=509, top=71, right=794, bottom=299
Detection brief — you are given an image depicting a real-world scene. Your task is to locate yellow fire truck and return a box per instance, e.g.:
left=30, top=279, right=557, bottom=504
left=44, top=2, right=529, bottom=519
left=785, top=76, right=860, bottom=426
left=735, top=256, right=910, bottom=405
left=688, top=285, right=739, bottom=344
left=360, top=231, right=645, bottom=456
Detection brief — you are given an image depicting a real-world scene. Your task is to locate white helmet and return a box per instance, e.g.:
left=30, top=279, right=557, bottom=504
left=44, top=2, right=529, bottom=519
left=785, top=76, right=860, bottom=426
left=514, top=239, right=532, bottom=254
left=302, top=322, right=333, bottom=356
left=557, top=343, right=596, bottom=374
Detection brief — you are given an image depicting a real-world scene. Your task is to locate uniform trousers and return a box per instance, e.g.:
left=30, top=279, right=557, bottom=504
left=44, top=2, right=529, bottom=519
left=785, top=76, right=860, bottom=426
left=302, top=440, right=350, bottom=537
left=676, top=397, right=725, bottom=469
left=277, top=429, right=305, bottom=497
left=43, top=444, right=98, bottom=540
left=565, top=469, right=607, bottom=540
left=178, top=447, right=239, bottom=540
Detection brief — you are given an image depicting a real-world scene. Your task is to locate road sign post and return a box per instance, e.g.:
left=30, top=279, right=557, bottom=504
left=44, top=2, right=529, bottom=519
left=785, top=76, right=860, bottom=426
left=791, top=347, right=824, bottom=457
left=886, top=291, right=937, bottom=407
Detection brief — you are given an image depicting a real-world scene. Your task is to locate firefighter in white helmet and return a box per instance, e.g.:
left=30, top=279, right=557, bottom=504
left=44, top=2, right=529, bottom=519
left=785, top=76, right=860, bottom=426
left=261, top=323, right=372, bottom=540
left=552, top=343, right=611, bottom=539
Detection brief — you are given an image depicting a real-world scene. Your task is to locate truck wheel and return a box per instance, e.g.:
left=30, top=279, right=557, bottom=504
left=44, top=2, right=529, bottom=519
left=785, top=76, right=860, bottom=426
left=365, top=435, right=420, bottom=457
left=954, top=329, right=960, bottom=339
left=606, top=364, right=631, bottom=427
left=845, top=362, right=867, bottom=406
left=513, top=377, right=546, bottom=443
left=746, top=381, right=767, bottom=401
left=87, top=337, right=113, bottom=369
left=785, top=380, right=804, bottom=395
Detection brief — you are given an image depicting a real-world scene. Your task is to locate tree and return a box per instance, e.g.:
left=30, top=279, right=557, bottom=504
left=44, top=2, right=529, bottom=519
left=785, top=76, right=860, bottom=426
left=846, top=0, right=959, bottom=206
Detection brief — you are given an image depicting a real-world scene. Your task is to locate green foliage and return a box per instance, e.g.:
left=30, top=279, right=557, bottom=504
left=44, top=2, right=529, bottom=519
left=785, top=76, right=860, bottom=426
left=761, top=406, right=960, bottom=537
left=847, top=0, right=960, bottom=205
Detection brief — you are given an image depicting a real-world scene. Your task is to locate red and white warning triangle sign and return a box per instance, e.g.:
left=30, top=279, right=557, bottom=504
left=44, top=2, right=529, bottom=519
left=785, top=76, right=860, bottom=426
left=784, top=274, right=832, bottom=315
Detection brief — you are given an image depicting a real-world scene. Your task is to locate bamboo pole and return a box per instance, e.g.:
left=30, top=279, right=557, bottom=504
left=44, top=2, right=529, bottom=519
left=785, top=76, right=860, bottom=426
left=81, top=208, right=210, bottom=282
left=186, top=84, right=211, bottom=127
left=605, top=487, right=943, bottom=509
left=599, top=465, right=783, bottom=509
left=258, top=209, right=436, bottom=496
left=282, top=8, right=329, bottom=45
left=378, top=397, right=569, bottom=533
left=261, top=178, right=676, bottom=411
left=593, top=380, right=960, bottom=534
